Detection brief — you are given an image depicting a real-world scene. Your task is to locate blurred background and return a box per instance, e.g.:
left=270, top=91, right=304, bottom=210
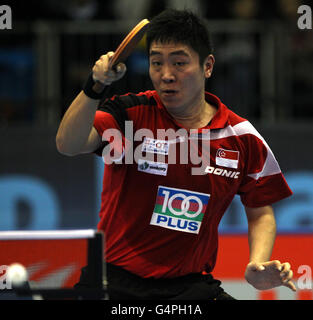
left=1, top=0, right=313, bottom=299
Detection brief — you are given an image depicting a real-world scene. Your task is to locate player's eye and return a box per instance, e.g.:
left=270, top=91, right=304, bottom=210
left=174, top=61, right=187, bottom=67
left=151, top=61, right=161, bottom=67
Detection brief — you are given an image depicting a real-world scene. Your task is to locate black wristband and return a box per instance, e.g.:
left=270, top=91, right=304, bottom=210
left=83, top=73, right=109, bottom=100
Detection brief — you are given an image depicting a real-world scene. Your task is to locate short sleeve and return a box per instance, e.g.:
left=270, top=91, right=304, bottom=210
left=92, top=94, right=129, bottom=158
left=237, top=130, right=292, bottom=208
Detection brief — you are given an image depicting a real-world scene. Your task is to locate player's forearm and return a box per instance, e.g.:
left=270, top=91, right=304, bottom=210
left=56, top=91, right=99, bottom=155
left=245, top=206, right=277, bottom=263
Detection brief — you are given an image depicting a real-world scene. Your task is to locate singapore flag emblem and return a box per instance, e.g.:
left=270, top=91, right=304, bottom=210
left=216, top=148, right=239, bottom=169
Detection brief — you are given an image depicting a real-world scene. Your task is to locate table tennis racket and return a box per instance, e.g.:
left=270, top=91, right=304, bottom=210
left=92, top=19, right=149, bottom=93
left=108, top=18, right=150, bottom=70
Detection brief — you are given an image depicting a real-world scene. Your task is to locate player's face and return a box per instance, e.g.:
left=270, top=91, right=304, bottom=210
left=149, top=41, right=213, bottom=111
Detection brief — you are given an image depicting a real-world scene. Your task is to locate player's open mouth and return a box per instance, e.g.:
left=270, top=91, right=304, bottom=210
left=162, top=90, right=178, bottom=97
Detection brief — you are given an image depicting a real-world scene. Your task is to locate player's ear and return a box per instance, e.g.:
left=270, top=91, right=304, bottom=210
left=203, top=54, right=215, bottom=79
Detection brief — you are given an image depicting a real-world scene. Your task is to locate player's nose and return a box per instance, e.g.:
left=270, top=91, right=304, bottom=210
left=161, top=65, right=176, bottom=83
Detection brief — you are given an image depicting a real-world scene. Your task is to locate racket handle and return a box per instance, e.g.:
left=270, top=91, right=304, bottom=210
left=108, top=62, right=117, bottom=72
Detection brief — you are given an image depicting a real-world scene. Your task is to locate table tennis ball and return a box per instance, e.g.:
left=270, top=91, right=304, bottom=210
left=7, top=263, right=28, bottom=286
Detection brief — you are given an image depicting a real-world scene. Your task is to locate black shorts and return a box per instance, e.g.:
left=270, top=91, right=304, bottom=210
left=74, top=263, right=236, bottom=300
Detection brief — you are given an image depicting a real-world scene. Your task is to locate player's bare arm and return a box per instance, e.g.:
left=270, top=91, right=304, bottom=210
left=56, top=52, right=126, bottom=156
left=244, top=205, right=296, bottom=291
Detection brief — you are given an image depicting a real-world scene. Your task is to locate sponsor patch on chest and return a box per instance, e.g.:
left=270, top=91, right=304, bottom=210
left=150, top=186, right=210, bottom=234
left=138, top=159, right=168, bottom=176
left=142, top=137, right=169, bottom=155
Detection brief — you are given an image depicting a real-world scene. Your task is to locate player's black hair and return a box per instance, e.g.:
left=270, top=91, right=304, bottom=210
left=146, top=9, right=213, bottom=65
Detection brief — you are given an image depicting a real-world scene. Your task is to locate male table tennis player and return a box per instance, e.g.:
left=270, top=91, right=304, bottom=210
left=56, top=9, right=296, bottom=299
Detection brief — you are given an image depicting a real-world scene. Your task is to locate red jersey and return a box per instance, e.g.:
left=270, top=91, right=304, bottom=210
left=93, top=90, right=292, bottom=278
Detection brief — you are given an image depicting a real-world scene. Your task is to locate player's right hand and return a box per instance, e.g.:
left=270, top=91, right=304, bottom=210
left=92, top=52, right=127, bottom=86
left=245, top=260, right=297, bottom=292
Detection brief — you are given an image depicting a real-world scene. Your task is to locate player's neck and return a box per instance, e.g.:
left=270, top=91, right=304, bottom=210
left=169, top=99, right=217, bottom=130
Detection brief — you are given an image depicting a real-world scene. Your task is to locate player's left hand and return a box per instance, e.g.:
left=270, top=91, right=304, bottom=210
left=245, top=260, right=297, bottom=292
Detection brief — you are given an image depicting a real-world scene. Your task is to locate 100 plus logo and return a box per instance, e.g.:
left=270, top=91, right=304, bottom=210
left=150, top=186, right=210, bottom=234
